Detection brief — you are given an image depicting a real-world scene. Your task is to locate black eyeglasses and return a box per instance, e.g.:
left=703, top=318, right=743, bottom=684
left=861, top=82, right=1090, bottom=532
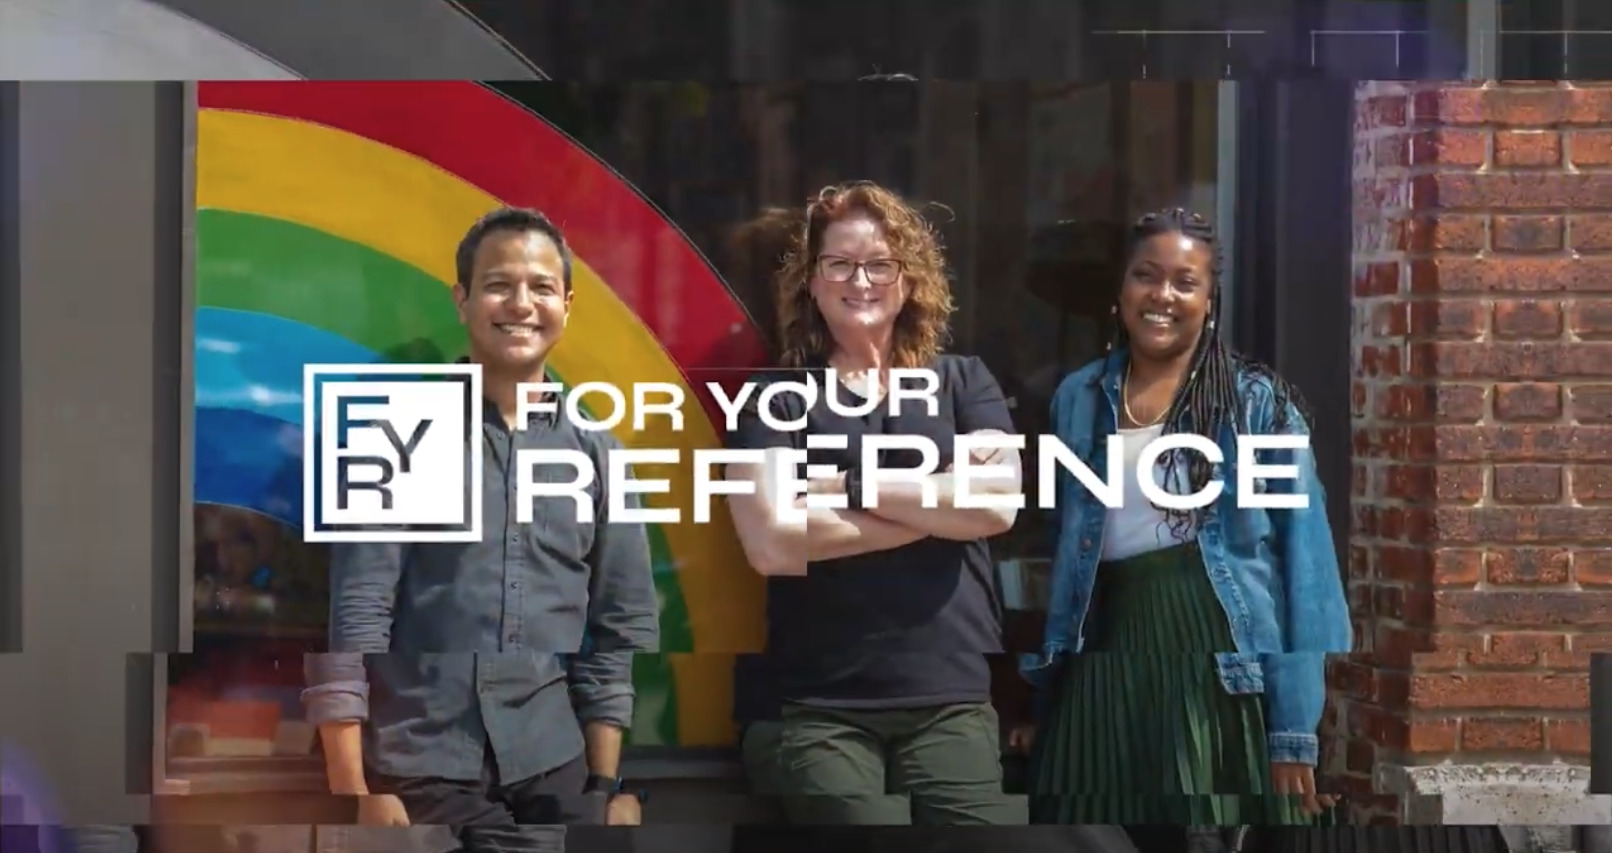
left=816, top=255, right=903, bottom=285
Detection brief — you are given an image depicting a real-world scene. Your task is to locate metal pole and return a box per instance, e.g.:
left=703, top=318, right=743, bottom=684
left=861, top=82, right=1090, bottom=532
left=1591, top=652, right=1612, bottom=794
left=1465, top=0, right=1498, bottom=80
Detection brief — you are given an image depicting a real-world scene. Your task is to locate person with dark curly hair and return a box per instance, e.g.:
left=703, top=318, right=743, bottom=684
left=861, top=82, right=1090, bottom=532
left=722, top=181, right=1023, bottom=829
left=1018, top=208, right=1352, bottom=846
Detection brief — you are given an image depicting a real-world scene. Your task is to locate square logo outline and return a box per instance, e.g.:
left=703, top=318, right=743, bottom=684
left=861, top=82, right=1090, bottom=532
left=303, top=363, right=483, bottom=543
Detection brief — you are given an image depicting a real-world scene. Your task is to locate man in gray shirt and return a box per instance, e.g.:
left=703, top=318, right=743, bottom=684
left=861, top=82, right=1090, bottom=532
left=303, top=207, right=660, bottom=853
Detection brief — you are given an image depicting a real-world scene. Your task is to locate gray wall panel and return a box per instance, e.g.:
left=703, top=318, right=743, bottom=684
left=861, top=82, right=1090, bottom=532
left=0, top=0, right=295, bottom=79
left=152, top=0, right=541, bottom=79
left=1, top=85, right=20, bottom=657
left=0, top=82, right=189, bottom=826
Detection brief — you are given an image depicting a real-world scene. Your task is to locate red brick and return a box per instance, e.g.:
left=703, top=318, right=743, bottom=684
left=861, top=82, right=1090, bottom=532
left=1566, top=87, right=1612, bottom=124
left=1573, top=632, right=1612, bottom=652
left=1575, top=549, right=1612, bottom=587
left=1409, top=672, right=1587, bottom=711
left=1444, top=586, right=1612, bottom=625
left=1436, top=589, right=1612, bottom=628
left=1431, top=549, right=1483, bottom=586
left=1374, top=383, right=1486, bottom=422
left=1570, top=129, right=1612, bottom=167
left=1408, top=256, right=1612, bottom=293
left=1485, top=549, right=1572, bottom=586
left=1366, top=301, right=1409, bottom=337
left=1571, top=465, right=1612, bottom=504
left=1479, top=723, right=1542, bottom=761
left=1353, top=261, right=1400, bottom=297
left=1343, top=79, right=1607, bottom=783
left=1570, top=214, right=1612, bottom=252
left=1436, top=506, right=1610, bottom=543
left=1493, top=383, right=1562, bottom=421
left=1406, top=301, right=1484, bottom=338
left=1569, top=300, right=1612, bottom=338
left=1374, top=623, right=1433, bottom=666
left=1491, top=215, right=1563, bottom=252
left=1408, top=129, right=1487, bottom=167
left=1405, top=718, right=1459, bottom=754
left=1370, top=544, right=1428, bottom=583
left=1484, top=86, right=1571, bottom=126
left=1357, top=94, right=1409, bottom=131
left=1411, top=172, right=1612, bottom=210
left=1482, top=632, right=1569, bottom=665
left=1570, top=385, right=1612, bottom=421
left=1545, top=719, right=1591, bottom=755
left=1414, top=85, right=1612, bottom=127
left=1462, top=718, right=1544, bottom=752
left=1407, top=84, right=1612, bottom=127
left=1356, top=176, right=1411, bottom=219
left=1491, top=300, right=1563, bottom=338
left=1494, top=130, right=1561, bottom=167
left=1492, top=464, right=1563, bottom=504
left=1411, top=86, right=1496, bottom=126
left=1408, top=341, right=1612, bottom=379
left=1376, top=585, right=1435, bottom=624
left=1544, top=648, right=1593, bottom=670
left=1401, top=215, right=1485, bottom=253
left=1425, top=424, right=1610, bottom=462
left=1358, top=344, right=1404, bottom=377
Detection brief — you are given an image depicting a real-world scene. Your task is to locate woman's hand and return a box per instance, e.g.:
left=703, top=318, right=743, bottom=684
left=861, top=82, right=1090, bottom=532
left=1006, top=723, right=1036, bottom=753
left=807, top=471, right=848, bottom=495
left=1271, top=762, right=1337, bottom=816
left=968, top=444, right=1013, bottom=468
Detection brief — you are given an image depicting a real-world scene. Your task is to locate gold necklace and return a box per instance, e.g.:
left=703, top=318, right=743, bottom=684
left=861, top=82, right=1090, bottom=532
left=1122, top=362, right=1168, bottom=427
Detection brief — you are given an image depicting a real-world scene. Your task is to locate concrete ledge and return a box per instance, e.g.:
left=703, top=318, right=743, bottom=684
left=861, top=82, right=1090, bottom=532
left=1378, top=763, right=1610, bottom=850
left=1379, top=763, right=1609, bottom=824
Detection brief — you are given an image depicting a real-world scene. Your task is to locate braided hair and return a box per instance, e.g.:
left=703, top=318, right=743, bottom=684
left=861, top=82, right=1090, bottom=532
left=1112, top=208, right=1312, bottom=539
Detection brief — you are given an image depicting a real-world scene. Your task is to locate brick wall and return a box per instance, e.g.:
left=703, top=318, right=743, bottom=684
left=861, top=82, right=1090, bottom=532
left=1337, top=81, right=1612, bottom=823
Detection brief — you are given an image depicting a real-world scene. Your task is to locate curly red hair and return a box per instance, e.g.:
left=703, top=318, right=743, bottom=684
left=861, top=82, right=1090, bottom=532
left=775, top=182, right=955, bottom=368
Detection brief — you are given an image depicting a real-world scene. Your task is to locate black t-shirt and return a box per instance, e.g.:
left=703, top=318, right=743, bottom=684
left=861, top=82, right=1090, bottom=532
left=731, top=579, right=784, bottom=724
left=727, top=354, right=1013, bottom=709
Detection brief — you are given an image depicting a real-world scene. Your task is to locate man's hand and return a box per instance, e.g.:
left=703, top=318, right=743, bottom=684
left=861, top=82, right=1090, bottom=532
left=356, top=794, right=410, bottom=826
left=605, top=793, right=642, bottom=826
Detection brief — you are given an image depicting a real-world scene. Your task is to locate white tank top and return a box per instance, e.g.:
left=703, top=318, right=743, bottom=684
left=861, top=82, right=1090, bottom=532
left=1101, top=423, right=1199, bottom=562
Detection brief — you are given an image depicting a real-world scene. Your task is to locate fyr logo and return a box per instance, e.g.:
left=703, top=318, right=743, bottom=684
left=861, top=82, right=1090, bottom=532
left=303, top=363, right=482, bottom=543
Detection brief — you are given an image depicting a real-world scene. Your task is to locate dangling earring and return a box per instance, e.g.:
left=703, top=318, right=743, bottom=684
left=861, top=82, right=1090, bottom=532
left=1105, top=304, right=1117, bottom=352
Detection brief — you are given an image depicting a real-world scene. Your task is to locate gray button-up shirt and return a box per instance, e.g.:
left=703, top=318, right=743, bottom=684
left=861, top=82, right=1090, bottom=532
left=303, top=400, right=660, bottom=784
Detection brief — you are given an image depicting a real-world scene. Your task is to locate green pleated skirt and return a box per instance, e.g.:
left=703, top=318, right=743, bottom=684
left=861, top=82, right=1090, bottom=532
left=1026, top=541, right=1311, bottom=826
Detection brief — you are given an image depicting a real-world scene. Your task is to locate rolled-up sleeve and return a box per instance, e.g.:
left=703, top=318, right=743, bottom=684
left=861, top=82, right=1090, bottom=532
left=303, top=541, right=406, bottom=724
left=569, top=437, right=659, bottom=728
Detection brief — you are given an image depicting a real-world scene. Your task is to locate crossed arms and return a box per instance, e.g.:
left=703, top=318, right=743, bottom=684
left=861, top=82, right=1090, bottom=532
left=726, top=361, right=1022, bottom=576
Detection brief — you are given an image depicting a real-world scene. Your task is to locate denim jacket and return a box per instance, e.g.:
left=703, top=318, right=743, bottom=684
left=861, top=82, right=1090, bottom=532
left=1021, top=348, right=1352, bottom=766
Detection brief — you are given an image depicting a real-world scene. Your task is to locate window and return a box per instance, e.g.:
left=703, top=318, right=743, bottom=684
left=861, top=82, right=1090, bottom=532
left=174, top=81, right=1231, bottom=783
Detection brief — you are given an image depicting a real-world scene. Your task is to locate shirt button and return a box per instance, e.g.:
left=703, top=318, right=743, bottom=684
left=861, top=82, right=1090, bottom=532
left=1081, top=538, right=1093, bottom=549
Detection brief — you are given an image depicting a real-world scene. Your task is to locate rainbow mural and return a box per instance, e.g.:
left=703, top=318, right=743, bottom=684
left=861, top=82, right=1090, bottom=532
left=193, top=81, right=767, bottom=746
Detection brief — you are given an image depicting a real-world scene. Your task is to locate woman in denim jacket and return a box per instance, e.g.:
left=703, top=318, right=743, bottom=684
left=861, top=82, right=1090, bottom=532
left=1020, top=208, right=1352, bottom=835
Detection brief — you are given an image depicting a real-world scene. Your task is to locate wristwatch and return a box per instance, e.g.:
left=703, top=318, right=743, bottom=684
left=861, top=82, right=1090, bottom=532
left=583, top=774, right=626, bottom=796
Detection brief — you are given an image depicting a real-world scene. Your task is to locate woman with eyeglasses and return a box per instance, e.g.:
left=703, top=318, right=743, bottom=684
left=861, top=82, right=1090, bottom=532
left=1018, top=208, right=1353, bottom=847
left=721, top=181, right=1024, bottom=830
